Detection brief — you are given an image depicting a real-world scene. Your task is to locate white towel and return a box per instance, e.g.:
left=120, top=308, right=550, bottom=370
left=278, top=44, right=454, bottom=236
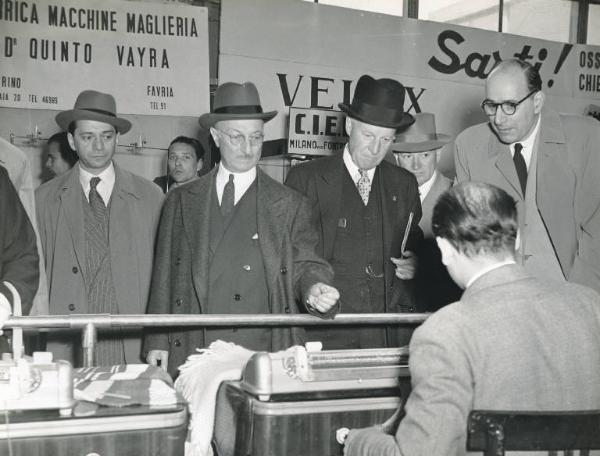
left=174, top=340, right=255, bottom=456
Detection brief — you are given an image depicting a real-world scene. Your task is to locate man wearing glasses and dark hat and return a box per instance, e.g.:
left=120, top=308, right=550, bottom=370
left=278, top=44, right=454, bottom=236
left=286, top=75, right=423, bottom=350
left=454, top=58, right=600, bottom=294
left=144, top=81, right=339, bottom=376
left=36, top=90, right=164, bottom=366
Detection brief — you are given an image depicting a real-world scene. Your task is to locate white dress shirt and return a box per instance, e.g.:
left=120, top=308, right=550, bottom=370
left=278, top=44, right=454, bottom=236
left=418, top=170, right=438, bottom=203
left=509, top=114, right=541, bottom=170
left=79, top=162, right=116, bottom=205
left=466, top=260, right=517, bottom=289
left=343, top=146, right=375, bottom=183
left=215, top=163, right=257, bottom=205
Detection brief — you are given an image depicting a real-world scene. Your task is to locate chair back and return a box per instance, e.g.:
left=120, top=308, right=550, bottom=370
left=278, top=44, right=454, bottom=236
left=467, top=410, right=600, bottom=456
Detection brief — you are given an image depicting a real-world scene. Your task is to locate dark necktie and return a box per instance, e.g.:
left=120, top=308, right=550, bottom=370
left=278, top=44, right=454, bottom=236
left=513, top=142, right=527, bottom=195
left=221, top=173, right=235, bottom=216
left=89, top=176, right=107, bottom=224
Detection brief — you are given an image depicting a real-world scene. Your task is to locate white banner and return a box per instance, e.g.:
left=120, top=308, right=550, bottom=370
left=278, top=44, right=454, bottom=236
left=0, top=0, right=209, bottom=116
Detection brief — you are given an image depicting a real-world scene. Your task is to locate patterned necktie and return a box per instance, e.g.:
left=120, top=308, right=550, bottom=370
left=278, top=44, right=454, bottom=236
left=221, top=173, right=235, bottom=216
left=89, top=176, right=107, bottom=224
left=357, top=169, right=371, bottom=206
left=513, top=142, right=527, bottom=195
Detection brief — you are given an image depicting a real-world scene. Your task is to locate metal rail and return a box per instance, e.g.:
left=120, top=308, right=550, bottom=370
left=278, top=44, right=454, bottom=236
left=4, top=313, right=430, bottom=367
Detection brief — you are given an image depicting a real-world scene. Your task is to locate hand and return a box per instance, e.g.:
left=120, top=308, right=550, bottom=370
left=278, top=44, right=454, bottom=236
left=307, top=283, right=340, bottom=313
left=147, top=350, right=169, bottom=371
left=0, top=296, right=11, bottom=336
left=391, top=251, right=417, bottom=280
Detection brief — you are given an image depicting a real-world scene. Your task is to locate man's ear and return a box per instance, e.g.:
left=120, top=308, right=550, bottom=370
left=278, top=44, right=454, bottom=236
left=210, top=127, right=220, bottom=147
left=67, top=132, right=76, bottom=151
left=436, top=237, right=456, bottom=266
left=533, top=90, right=545, bottom=114
left=345, top=117, right=353, bottom=135
left=196, top=159, right=204, bottom=173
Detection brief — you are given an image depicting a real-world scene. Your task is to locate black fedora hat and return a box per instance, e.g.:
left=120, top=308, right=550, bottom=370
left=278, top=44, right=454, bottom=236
left=199, top=82, right=277, bottom=129
left=339, top=75, right=414, bottom=129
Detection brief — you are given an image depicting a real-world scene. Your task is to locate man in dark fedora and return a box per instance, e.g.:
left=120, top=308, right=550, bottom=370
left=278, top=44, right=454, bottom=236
left=391, top=113, right=461, bottom=311
left=36, top=90, right=164, bottom=366
left=285, top=75, right=423, bottom=349
left=143, top=81, right=339, bottom=376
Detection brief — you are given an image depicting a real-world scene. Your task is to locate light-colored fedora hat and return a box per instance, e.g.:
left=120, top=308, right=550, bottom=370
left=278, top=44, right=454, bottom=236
left=56, top=90, right=132, bottom=133
left=199, top=81, right=277, bottom=129
left=392, top=113, right=451, bottom=153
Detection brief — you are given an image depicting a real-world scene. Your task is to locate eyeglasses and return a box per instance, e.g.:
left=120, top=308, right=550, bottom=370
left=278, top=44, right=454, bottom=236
left=216, top=129, right=264, bottom=147
left=481, top=90, right=537, bottom=116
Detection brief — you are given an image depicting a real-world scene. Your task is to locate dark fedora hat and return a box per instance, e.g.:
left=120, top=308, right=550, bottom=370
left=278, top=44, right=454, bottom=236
left=392, top=113, right=451, bottom=153
left=339, top=75, right=414, bottom=129
left=56, top=90, right=132, bottom=133
left=199, top=81, right=277, bottom=129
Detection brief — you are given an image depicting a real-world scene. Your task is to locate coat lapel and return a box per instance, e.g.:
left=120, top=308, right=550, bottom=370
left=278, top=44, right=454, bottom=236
left=184, top=169, right=215, bottom=309
left=317, top=155, right=344, bottom=259
left=257, top=170, right=286, bottom=292
left=58, top=168, right=86, bottom=272
left=490, top=136, right=522, bottom=198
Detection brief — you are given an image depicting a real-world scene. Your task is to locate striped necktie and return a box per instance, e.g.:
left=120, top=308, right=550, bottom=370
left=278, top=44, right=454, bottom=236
left=357, top=169, right=371, bottom=205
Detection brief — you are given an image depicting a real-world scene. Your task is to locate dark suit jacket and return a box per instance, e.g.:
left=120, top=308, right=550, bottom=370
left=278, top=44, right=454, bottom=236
left=285, top=153, right=423, bottom=313
left=345, top=264, right=600, bottom=455
left=143, top=167, right=336, bottom=375
left=455, top=108, right=600, bottom=294
left=153, top=175, right=173, bottom=194
left=0, top=166, right=38, bottom=315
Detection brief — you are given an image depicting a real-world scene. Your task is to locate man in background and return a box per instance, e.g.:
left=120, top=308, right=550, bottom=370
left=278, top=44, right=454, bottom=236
left=144, top=82, right=339, bottom=376
left=286, top=75, right=422, bottom=349
left=455, top=58, right=600, bottom=294
left=36, top=90, right=163, bottom=366
left=154, top=136, right=205, bottom=193
left=392, top=113, right=461, bottom=311
left=344, top=182, right=600, bottom=456
left=0, top=166, right=39, bottom=353
left=45, top=131, right=78, bottom=179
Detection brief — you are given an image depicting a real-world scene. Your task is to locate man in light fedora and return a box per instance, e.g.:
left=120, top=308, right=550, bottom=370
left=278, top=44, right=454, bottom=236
left=286, top=75, right=423, bottom=350
left=36, top=90, right=164, bottom=366
left=143, top=81, right=339, bottom=376
left=391, top=113, right=462, bottom=311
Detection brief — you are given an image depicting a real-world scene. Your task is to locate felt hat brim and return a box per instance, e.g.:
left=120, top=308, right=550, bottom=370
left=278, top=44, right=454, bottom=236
left=392, top=134, right=452, bottom=153
left=339, top=103, right=415, bottom=129
left=199, top=110, right=277, bottom=129
left=56, top=109, right=132, bottom=134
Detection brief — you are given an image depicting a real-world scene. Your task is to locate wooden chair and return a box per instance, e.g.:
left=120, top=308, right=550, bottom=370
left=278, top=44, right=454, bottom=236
left=467, top=410, right=600, bottom=456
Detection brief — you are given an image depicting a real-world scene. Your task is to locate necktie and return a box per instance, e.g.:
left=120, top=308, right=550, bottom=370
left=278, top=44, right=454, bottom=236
left=89, top=176, right=107, bottom=224
left=357, top=169, right=371, bottom=205
left=221, top=173, right=235, bottom=216
left=513, top=143, right=527, bottom=195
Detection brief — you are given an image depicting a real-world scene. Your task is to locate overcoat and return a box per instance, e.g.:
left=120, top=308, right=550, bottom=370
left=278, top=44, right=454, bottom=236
left=143, top=168, right=335, bottom=375
left=36, top=163, right=163, bottom=363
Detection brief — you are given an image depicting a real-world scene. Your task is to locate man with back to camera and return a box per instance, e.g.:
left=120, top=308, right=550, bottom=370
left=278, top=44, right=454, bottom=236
left=285, top=74, right=423, bottom=349
left=343, top=181, right=600, bottom=456
left=36, top=90, right=164, bottom=366
left=391, top=113, right=461, bottom=312
left=454, top=58, right=600, bottom=294
left=153, top=136, right=205, bottom=193
left=143, top=81, right=340, bottom=376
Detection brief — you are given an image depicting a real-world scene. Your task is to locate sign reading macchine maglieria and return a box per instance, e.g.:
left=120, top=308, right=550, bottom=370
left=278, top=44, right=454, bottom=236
left=0, top=0, right=209, bottom=116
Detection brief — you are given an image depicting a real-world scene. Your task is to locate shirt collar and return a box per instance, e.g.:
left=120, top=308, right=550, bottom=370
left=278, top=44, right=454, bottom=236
left=418, top=170, right=438, bottom=202
left=510, top=114, right=541, bottom=168
left=466, top=259, right=517, bottom=289
left=215, top=163, right=257, bottom=205
left=79, top=161, right=116, bottom=204
left=343, top=145, right=376, bottom=182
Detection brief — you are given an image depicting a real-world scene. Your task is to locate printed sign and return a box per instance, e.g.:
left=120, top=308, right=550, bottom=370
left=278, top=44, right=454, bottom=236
left=288, top=107, right=346, bottom=156
left=0, top=0, right=209, bottom=116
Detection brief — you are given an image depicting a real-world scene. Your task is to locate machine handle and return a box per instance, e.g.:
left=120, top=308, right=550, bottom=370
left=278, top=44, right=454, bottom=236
left=336, top=427, right=350, bottom=444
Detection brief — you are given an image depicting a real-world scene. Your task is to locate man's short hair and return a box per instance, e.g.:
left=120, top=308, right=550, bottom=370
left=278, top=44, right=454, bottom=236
left=48, top=131, right=78, bottom=167
left=169, top=136, right=205, bottom=161
left=488, top=58, right=542, bottom=92
left=432, top=182, right=518, bottom=257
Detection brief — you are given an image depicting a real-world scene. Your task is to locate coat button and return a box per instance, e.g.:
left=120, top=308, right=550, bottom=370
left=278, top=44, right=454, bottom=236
left=68, top=304, right=75, bottom=311
left=72, top=266, right=78, bottom=274
left=174, top=339, right=181, bottom=347
left=280, top=267, right=287, bottom=274
left=242, top=265, right=251, bottom=271
left=175, top=257, right=182, bottom=265
left=175, top=298, right=182, bottom=306
left=284, top=307, right=291, bottom=313
left=234, top=294, right=241, bottom=301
